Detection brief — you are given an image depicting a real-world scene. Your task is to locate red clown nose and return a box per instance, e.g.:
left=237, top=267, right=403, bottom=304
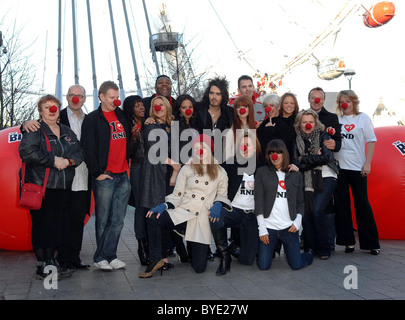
left=197, top=148, right=204, bottom=156
left=314, top=98, right=321, bottom=104
left=49, top=106, right=58, bottom=113
left=240, top=144, right=247, bottom=152
left=113, top=99, right=121, bottom=107
left=305, top=123, right=312, bottom=130
left=72, top=96, right=80, bottom=104
left=185, top=108, right=192, bottom=116
left=239, top=107, right=246, bottom=114
left=154, top=105, right=162, bottom=112
left=327, top=127, right=335, bottom=135
left=271, top=153, right=278, bottom=161
left=341, top=102, right=348, bottom=109
left=265, top=106, right=271, bottom=113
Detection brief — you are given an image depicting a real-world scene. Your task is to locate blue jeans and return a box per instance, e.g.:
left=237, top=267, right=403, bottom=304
left=303, top=177, right=337, bottom=256
left=92, top=172, right=130, bottom=263
left=210, top=207, right=258, bottom=265
left=257, top=227, right=313, bottom=270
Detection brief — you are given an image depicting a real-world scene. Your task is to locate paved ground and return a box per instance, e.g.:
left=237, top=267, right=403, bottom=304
left=1, top=207, right=405, bottom=302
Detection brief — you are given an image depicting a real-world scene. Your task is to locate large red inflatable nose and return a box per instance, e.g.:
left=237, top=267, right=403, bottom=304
left=341, top=102, right=348, bottom=109
left=271, top=153, right=278, bottom=161
left=113, top=99, right=121, bottom=107
left=49, top=106, right=58, bottom=113
left=314, top=98, right=321, bottom=104
left=305, top=123, right=312, bottom=130
left=265, top=106, right=271, bottom=113
left=185, top=108, right=192, bottom=116
left=72, top=96, right=80, bottom=104
left=239, top=107, right=246, bottom=114
left=154, top=105, right=162, bottom=112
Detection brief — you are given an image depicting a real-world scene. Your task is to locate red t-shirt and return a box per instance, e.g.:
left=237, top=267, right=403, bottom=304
left=103, top=111, right=128, bottom=173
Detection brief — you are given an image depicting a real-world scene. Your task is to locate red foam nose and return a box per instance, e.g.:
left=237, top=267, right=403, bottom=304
left=305, top=123, right=312, bottom=130
left=113, top=99, right=121, bottom=107
left=239, top=107, right=246, bottom=114
left=154, top=105, right=162, bottom=112
left=240, top=144, right=247, bottom=152
left=314, top=98, right=321, bottom=104
left=265, top=106, right=271, bottom=113
left=49, top=106, right=58, bottom=113
left=341, top=102, right=348, bottom=109
left=271, top=153, right=278, bottom=161
left=134, top=124, right=141, bottom=131
left=327, top=128, right=334, bottom=135
left=72, top=96, right=80, bottom=104
left=197, top=148, right=204, bottom=155
left=185, top=109, right=192, bottom=116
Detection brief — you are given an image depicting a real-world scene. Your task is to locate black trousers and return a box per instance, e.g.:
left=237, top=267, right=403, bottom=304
left=334, top=169, right=380, bottom=250
left=147, top=211, right=208, bottom=273
left=57, top=190, right=90, bottom=265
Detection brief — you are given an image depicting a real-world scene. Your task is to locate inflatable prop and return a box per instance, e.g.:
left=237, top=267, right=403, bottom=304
left=363, top=2, right=395, bottom=28
left=1, top=125, right=404, bottom=250
left=0, top=126, right=94, bottom=251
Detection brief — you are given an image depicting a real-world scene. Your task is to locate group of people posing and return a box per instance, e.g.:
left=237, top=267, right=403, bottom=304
left=18, top=74, right=380, bottom=280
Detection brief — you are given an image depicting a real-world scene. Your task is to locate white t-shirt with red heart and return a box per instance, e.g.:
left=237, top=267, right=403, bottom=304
left=335, top=113, right=377, bottom=171
left=256, top=171, right=302, bottom=236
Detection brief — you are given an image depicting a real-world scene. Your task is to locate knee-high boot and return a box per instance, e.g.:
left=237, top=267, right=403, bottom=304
left=211, top=228, right=231, bottom=275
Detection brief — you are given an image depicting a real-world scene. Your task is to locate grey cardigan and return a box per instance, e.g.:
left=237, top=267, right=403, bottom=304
left=254, top=165, right=304, bottom=221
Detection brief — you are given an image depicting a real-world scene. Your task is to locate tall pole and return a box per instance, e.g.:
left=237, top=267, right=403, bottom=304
left=72, top=0, right=79, bottom=84
left=122, top=0, right=142, bottom=97
left=108, top=0, right=125, bottom=102
left=86, top=0, right=98, bottom=109
left=55, top=0, right=63, bottom=103
left=142, top=0, right=160, bottom=76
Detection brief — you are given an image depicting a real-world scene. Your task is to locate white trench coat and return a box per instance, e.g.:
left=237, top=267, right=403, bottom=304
left=165, top=165, right=232, bottom=245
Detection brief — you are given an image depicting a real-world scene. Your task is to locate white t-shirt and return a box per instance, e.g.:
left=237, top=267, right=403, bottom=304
left=231, top=172, right=255, bottom=211
left=335, top=113, right=377, bottom=171
left=256, top=170, right=302, bottom=236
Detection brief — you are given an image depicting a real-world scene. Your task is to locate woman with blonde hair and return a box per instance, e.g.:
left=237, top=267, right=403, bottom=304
left=334, top=90, right=380, bottom=255
left=293, top=109, right=339, bottom=260
left=139, top=134, right=232, bottom=277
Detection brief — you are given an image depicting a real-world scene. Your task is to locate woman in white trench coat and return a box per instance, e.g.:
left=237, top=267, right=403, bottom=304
left=139, top=134, right=232, bottom=278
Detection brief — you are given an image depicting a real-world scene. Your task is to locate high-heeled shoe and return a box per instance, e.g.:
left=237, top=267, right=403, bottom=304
left=138, top=260, right=164, bottom=278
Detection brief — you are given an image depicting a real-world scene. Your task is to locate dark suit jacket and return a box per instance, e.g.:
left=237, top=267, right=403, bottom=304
left=254, top=165, right=304, bottom=220
left=317, top=107, right=341, bottom=152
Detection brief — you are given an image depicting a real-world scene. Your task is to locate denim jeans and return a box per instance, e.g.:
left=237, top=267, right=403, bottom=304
left=210, top=207, right=258, bottom=265
left=257, top=227, right=313, bottom=270
left=92, top=172, right=130, bottom=263
left=303, top=177, right=337, bottom=256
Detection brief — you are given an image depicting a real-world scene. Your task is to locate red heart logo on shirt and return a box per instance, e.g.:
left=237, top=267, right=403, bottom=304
left=344, top=124, right=355, bottom=132
left=279, top=180, right=286, bottom=190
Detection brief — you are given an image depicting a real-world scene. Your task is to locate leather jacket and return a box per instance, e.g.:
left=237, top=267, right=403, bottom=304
left=19, top=121, right=84, bottom=189
left=293, top=131, right=339, bottom=174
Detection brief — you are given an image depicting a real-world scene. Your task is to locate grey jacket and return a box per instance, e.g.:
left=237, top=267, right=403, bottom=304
left=19, top=122, right=84, bottom=190
left=254, top=165, right=304, bottom=221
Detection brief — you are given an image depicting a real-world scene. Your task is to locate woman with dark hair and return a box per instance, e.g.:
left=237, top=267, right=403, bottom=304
left=19, top=95, right=84, bottom=279
left=173, top=94, right=201, bottom=165
left=123, top=95, right=149, bottom=265
left=255, top=139, right=313, bottom=270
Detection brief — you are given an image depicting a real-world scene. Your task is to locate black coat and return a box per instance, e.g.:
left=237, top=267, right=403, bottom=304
left=317, top=107, right=341, bottom=152
left=19, top=121, right=84, bottom=189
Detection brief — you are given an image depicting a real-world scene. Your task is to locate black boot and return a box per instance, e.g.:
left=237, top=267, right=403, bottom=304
left=34, top=249, right=47, bottom=280
left=212, top=228, right=231, bottom=276
left=137, top=238, right=150, bottom=265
